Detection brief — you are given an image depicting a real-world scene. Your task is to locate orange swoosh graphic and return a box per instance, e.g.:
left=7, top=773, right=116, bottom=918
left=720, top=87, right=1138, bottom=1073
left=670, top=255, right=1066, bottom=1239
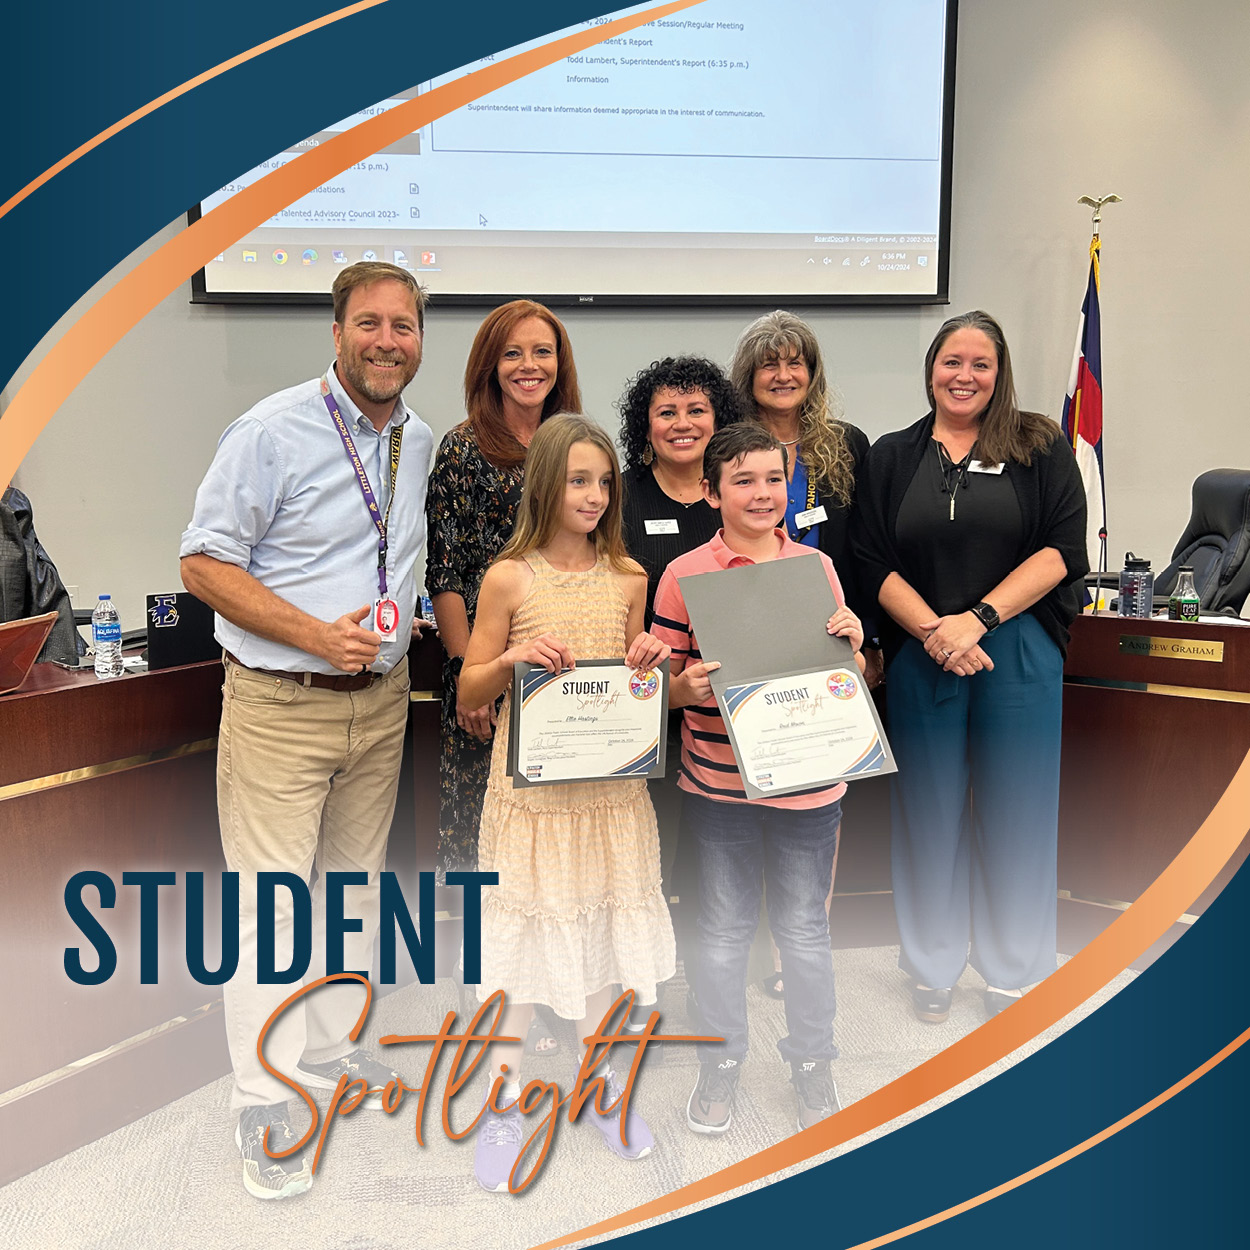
left=845, top=1021, right=1250, bottom=1249
left=0, top=0, right=704, bottom=486
left=531, top=748, right=1250, bottom=1249
left=0, top=0, right=388, bottom=224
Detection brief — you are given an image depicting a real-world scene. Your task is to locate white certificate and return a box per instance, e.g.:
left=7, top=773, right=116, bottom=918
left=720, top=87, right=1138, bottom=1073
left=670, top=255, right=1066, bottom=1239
left=719, top=665, right=894, bottom=799
left=507, top=659, right=669, bottom=787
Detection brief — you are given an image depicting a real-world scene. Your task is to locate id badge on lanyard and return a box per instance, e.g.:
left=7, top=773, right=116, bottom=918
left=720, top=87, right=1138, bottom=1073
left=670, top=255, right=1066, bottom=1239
left=321, top=378, right=405, bottom=643
left=373, top=596, right=400, bottom=640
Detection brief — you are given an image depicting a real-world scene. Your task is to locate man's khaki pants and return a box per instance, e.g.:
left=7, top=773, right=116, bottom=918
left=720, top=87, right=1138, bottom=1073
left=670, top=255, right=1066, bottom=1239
left=217, top=656, right=409, bottom=1109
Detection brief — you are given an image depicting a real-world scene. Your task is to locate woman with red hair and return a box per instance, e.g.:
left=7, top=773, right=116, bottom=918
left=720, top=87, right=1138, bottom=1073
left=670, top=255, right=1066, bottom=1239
left=426, top=301, right=582, bottom=883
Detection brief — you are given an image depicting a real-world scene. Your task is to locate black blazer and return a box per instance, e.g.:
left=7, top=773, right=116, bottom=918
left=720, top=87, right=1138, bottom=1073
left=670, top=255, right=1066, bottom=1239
left=793, top=421, right=879, bottom=647
left=851, top=413, right=1090, bottom=660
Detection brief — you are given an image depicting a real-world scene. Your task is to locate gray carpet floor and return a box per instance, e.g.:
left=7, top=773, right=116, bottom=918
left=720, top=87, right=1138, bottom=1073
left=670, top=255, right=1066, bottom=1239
left=0, top=949, right=1135, bottom=1250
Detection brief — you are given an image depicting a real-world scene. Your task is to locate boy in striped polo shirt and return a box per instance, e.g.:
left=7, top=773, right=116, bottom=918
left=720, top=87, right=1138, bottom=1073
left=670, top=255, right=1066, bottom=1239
left=651, top=423, right=865, bottom=1135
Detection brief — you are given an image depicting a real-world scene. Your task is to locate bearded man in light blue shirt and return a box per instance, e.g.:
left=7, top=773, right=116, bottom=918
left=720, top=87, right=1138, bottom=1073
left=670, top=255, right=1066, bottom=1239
left=180, top=261, right=434, bottom=1200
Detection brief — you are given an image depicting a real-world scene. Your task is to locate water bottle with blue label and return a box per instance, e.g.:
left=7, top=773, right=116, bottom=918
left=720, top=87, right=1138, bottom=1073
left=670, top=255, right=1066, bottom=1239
left=92, top=594, right=124, bottom=678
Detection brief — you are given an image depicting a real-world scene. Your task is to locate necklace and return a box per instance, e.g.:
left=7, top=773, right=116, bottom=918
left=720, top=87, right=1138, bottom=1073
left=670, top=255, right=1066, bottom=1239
left=652, top=465, right=702, bottom=507
left=935, top=440, right=974, bottom=521
left=778, top=437, right=799, bottom=446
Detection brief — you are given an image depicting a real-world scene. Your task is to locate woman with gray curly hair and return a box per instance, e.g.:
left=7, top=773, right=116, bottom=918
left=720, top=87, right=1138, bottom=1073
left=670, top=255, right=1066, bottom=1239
left=729, top=312, right=874, bottom=640
left=729, top=311, right=878, bottom=999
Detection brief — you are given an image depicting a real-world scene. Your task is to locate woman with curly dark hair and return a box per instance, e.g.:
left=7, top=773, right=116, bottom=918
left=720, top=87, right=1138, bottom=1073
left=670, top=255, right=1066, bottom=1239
left=617, top=355, right=741, bottom=623
left=615, top=356, right=740, bottom=1010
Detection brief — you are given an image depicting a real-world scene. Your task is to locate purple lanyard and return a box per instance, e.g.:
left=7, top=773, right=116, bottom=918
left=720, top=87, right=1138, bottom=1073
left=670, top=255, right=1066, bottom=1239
left=321, top=378, right=404, bottom=598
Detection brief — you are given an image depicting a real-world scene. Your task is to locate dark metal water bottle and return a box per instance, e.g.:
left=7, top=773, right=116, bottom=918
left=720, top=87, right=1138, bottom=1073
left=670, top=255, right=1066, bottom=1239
left=1117, top=553, right=1154, bottom=618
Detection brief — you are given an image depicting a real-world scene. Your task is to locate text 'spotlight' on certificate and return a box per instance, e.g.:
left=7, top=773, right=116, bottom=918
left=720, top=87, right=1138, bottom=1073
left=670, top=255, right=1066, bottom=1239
left=723, top=666, right=891, bottom=797
left=507, top=659, right=669, bottom=787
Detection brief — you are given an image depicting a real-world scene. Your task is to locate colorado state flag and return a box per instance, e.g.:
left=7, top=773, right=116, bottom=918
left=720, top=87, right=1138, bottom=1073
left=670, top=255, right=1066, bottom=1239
left=1061, top=236, right=1107, bottom=569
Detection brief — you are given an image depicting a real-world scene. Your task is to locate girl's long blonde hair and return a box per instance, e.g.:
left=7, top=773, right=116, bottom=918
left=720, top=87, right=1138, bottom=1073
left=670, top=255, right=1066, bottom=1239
left=729, top=310, right=856, bottom=507
left=495, top=414, right=642, bottom=575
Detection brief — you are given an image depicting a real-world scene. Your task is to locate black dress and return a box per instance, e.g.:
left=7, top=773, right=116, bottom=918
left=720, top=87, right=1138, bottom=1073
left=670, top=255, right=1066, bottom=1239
left=424, top=426, right=525, bottom=874
left=620, top=464, right=722, bottom=951
left=620, top=465, right=721, bottom=626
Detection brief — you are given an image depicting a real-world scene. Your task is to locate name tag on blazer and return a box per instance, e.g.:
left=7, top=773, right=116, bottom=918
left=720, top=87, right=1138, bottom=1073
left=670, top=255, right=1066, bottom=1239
left=968, top=460, right=1004, bottom=475
left=794, top=505, right=828, bottom=528
left=644, top=518, right=680, bottom=535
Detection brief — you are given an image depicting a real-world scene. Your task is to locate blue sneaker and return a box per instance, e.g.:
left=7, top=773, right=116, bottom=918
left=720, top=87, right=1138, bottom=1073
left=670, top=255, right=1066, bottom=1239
left=582, top=1067, right=654, bottom=1160
left=474, top=1097, right=526, bottom=1193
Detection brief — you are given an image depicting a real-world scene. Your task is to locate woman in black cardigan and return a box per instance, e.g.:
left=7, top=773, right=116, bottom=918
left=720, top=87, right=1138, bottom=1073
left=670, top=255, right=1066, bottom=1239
left=853, top=310, right=1088, bottom=1023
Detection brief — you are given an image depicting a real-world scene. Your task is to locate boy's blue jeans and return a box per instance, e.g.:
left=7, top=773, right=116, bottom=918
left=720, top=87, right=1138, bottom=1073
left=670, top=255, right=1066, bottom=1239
left=682, top=791, right=840, bottom=1066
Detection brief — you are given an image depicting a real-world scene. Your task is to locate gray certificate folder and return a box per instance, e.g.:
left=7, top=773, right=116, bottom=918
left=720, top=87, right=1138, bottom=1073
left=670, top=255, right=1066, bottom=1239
left=679, top=555, right=896, bottom=797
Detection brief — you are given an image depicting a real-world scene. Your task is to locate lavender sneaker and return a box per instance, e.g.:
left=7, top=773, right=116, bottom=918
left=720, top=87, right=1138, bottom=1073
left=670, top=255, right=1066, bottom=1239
left=474, top=1098, right=526, bottom=1193
left=582, top=1067, right=654, bottom=1160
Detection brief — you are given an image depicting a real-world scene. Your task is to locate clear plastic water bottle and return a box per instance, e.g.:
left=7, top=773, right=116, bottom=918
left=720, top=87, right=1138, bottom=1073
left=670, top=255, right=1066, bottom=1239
left=1167, top=566, right=1201, bottom=623
left=92, top=594, right=124, bottom=679
left=1117, top=553, right=1154, bottom=619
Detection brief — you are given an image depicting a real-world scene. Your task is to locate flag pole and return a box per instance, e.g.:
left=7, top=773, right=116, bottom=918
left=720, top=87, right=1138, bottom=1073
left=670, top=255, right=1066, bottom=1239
left=1071, top=193, right=1120, bottom=613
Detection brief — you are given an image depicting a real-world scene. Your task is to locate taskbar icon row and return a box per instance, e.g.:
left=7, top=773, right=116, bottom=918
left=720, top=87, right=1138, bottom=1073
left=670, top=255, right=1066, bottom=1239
left=214, top=246, right=438, bottom=268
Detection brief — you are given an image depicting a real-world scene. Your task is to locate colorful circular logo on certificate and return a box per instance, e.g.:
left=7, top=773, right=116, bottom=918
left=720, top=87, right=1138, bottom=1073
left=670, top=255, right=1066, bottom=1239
left=629, top=669, right=659, bottom=700
left=826, top=671, right=858, bottom=700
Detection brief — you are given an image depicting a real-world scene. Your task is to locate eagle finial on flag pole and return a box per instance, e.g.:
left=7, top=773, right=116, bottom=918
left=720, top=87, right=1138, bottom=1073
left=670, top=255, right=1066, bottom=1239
left=1077, top=193, right=1122, bottom=237
left=1063, top=194, right=1121, bottom=611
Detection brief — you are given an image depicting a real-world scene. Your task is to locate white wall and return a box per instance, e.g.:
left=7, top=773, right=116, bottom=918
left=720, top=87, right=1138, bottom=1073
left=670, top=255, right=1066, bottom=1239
left=7, top=0, right=1249, bottom=631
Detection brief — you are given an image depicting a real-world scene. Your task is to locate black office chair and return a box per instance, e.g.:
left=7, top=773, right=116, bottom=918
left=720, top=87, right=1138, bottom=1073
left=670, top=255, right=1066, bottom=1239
left=1154, top=469, right=1250, bottom=616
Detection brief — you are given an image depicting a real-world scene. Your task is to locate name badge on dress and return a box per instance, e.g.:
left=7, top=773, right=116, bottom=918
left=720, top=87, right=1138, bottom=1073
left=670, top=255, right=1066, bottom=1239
left=644, top=518, right=680, bottom=536
left=794, top=505, right=828, bottom=528
left=968, top=460, right=1005, bottom=475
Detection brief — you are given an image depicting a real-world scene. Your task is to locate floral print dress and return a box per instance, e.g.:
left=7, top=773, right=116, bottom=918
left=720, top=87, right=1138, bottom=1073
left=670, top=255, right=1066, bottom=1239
left=425, top=424, right=524, bottom=875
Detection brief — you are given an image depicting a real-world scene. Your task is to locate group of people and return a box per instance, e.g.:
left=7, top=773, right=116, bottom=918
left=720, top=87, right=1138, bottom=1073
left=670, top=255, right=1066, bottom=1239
left=180, top=261, right=1088, bottom=1201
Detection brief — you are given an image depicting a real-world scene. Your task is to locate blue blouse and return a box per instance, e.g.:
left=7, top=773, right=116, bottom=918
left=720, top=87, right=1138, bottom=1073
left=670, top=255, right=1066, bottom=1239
left=784, top=448, right=821, bottom=548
